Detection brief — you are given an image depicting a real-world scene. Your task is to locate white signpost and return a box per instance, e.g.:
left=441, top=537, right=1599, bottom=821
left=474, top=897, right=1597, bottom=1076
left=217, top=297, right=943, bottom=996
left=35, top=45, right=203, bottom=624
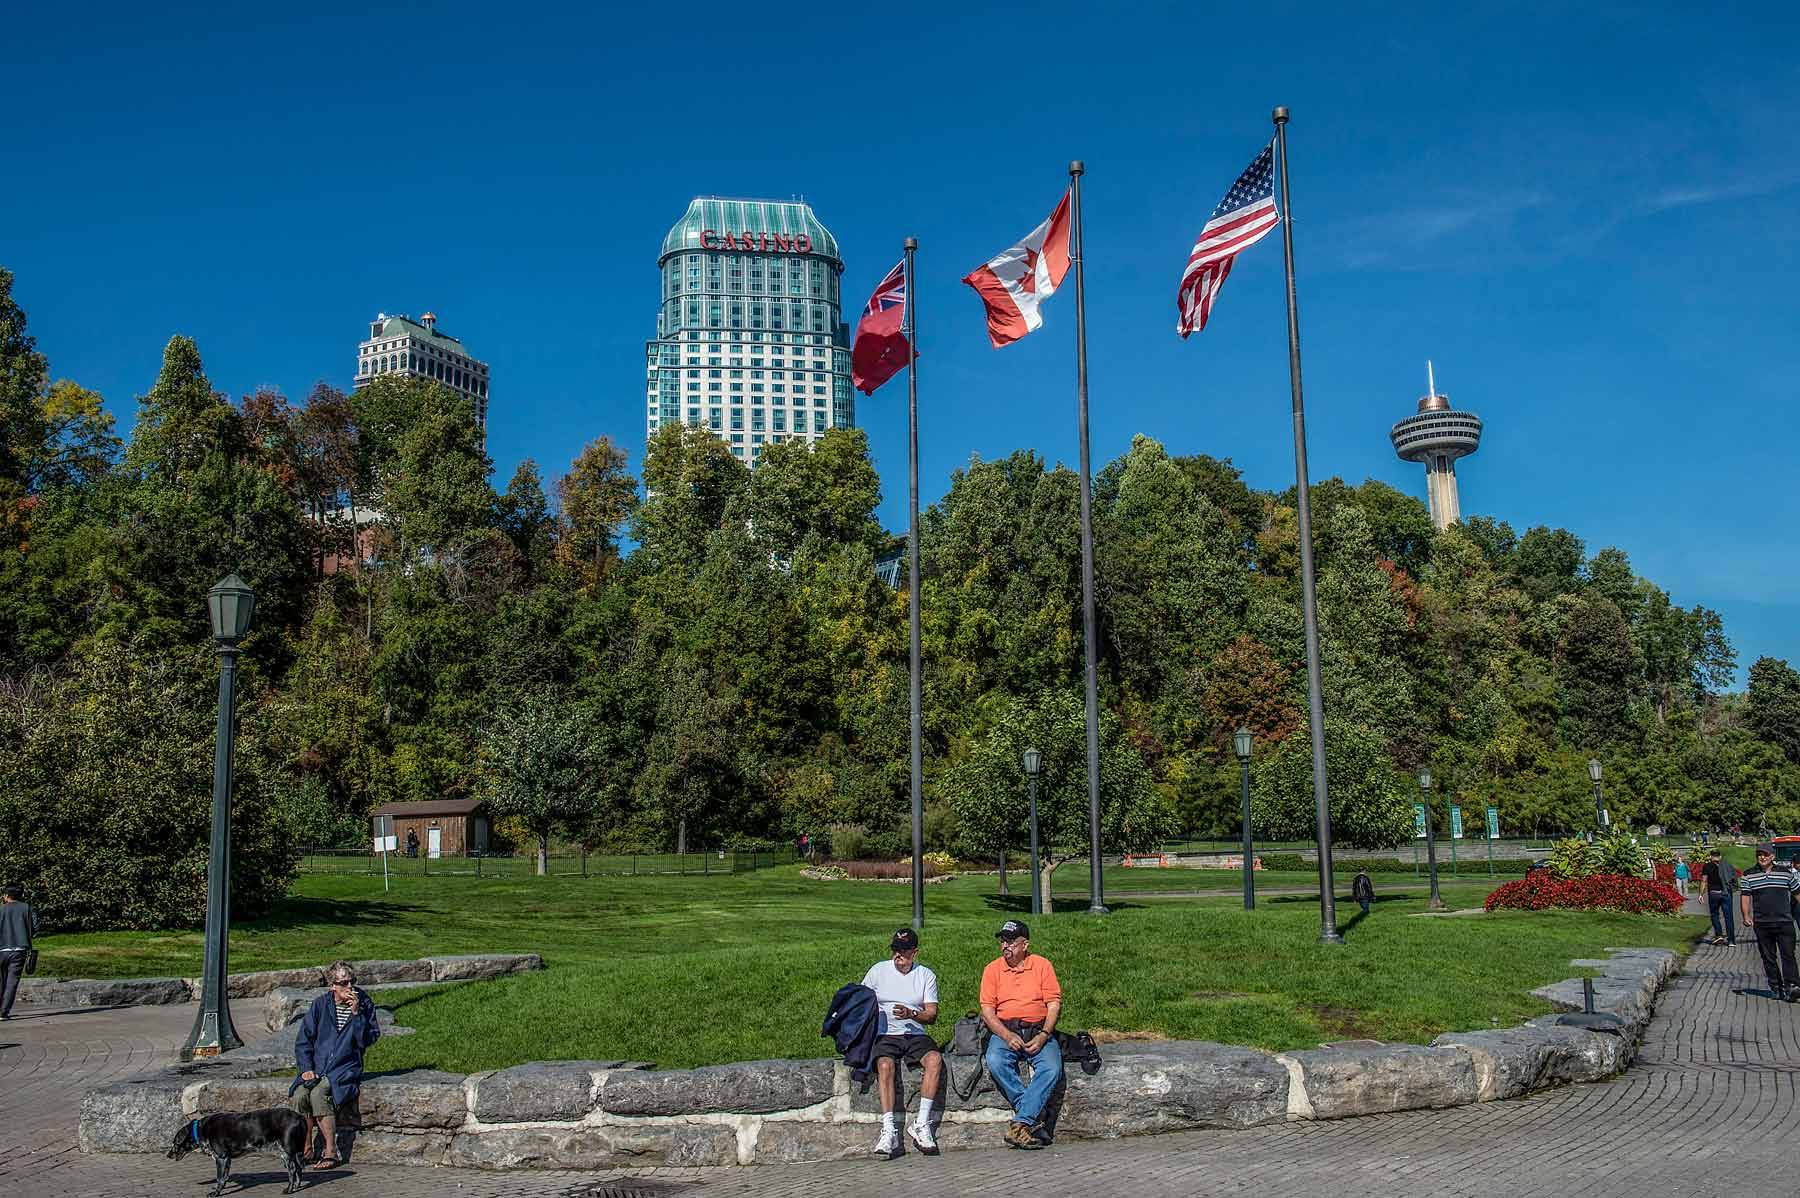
left=372, top=814, right=395, bottom=892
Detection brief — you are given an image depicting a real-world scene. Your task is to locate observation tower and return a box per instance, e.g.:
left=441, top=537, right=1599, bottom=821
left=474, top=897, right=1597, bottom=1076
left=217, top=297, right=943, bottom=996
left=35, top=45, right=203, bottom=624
left=1389, top=362, right=1482, bottom=532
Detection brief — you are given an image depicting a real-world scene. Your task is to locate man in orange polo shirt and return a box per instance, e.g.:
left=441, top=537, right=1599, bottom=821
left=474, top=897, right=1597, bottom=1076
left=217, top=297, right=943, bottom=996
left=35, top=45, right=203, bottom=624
left=979, top=919, right=1063, bottom=1149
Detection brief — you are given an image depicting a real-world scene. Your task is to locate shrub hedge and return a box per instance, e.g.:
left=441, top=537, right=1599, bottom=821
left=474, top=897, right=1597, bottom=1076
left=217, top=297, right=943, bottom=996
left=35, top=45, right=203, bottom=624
left=1259, top=852, right=1531, bottom=876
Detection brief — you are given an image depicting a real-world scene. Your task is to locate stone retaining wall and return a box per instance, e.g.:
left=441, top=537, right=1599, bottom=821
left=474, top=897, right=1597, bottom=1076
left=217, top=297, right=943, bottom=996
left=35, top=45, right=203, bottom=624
left=21, top=953, right=542, bottom=1011
left=80, top=947, right=1679, bottom=1170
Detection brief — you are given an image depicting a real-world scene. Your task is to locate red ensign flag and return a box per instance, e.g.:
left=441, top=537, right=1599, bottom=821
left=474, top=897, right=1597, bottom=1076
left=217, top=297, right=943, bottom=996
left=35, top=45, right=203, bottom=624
left=851, top=260, right=911, bottom=395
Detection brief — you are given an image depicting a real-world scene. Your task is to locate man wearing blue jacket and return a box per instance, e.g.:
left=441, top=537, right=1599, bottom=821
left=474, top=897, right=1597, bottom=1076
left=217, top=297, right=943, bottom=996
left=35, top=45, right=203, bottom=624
left=289, top=961, right=381, bottom=1170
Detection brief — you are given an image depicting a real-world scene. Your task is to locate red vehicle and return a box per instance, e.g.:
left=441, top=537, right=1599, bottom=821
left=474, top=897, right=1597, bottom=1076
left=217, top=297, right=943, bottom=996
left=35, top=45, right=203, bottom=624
left=1770, top=835, right=1800, bottom=867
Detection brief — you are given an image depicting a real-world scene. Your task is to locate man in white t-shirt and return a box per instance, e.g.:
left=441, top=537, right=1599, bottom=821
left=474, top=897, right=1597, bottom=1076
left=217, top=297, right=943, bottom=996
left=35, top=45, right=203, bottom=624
left=860, top=927, right=943, bottom=1158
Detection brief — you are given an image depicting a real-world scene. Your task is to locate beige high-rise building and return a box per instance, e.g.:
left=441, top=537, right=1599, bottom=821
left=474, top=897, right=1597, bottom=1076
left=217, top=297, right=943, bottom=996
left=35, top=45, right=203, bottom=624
left=355, top=311, right=490, bottom=432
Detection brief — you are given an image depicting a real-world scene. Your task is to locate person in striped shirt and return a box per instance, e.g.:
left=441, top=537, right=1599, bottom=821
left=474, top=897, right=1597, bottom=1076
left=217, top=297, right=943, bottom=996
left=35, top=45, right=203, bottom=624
left=1738, top=845, right=1800, bottom=1002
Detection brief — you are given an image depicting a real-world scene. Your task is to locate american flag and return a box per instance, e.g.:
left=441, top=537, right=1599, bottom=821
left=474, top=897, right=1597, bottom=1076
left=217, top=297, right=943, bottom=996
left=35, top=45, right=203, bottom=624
left=865, top=260, right=906, bottom=319
left=1176, top=143, right=1280, bottom=338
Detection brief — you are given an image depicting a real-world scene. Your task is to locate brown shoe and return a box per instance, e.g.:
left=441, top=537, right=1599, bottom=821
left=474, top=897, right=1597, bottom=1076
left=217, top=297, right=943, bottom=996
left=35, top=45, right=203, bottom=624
left=1004, top=1122, right=1042, bottom=1150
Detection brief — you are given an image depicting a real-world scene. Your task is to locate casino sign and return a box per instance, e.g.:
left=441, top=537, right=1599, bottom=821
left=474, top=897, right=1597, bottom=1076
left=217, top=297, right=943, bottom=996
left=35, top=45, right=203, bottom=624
left=698, top=229, right=815, bottom=253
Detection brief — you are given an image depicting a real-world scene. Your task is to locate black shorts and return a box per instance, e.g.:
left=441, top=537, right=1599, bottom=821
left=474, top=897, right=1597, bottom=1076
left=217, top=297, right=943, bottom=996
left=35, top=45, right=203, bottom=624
left=871, top=1033, right=940, bottom=1066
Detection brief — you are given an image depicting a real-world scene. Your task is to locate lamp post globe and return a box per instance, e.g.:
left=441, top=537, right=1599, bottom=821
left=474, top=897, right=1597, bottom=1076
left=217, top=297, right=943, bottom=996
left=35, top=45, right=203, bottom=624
left=1235, top=728, right=1255, bottom=910
left=183, top=575, right=254, bottom=1060
left=1419, top=768, right=1444, bottom=911
left=1023, top=747, right=1043, bottom=916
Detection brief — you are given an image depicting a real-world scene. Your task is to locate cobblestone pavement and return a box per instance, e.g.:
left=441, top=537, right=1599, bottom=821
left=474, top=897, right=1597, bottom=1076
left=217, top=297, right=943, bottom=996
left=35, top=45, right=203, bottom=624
left=5, top=936, right=1788, bottom=1198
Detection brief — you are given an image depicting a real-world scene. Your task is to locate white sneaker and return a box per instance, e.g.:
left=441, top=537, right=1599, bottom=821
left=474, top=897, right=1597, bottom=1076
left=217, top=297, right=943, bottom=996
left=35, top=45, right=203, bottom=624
left=873, top=1126, right=901, bottom=1159
left=907, top=1121, right=939, bottom=1154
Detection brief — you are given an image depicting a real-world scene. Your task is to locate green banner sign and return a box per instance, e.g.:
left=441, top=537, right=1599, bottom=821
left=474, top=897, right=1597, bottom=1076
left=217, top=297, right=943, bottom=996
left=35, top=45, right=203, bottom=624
left=1485, top=805, right=1500, bottom=839
left=1413, top=802, right=1428, bottom=839
left=1450, top=806, right=1464, bottom=839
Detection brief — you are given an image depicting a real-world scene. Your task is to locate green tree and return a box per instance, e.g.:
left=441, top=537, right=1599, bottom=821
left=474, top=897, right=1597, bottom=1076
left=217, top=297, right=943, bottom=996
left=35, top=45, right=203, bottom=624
left=748, top=429, right=885, bottom=560
left=942, top=690, right=1176, bottom=899
left=1747, top=657, right=1800, bottom=764
left=476, top=690, right=603, bottom=874
left=556, top=435, right=638, bottom=584
left=1251, top=717, right=1413, bottom=849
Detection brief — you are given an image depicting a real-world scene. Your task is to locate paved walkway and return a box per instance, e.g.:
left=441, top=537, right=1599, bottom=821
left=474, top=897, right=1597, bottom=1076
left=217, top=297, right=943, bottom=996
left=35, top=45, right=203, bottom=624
left=4, top=936, right=1790, bottom=1198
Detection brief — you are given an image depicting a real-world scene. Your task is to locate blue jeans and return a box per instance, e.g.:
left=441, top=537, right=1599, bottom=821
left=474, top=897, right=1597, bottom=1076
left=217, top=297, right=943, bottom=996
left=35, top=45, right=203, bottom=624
left=985, top=1033, right=1064, bottom=1124
left=1707, top=891, right=1736, bottom=942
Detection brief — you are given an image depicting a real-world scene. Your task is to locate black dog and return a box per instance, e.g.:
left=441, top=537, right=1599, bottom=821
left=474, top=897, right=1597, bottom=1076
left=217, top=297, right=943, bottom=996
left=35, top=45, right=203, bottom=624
left=166, top=1108, right=309, bottom=1195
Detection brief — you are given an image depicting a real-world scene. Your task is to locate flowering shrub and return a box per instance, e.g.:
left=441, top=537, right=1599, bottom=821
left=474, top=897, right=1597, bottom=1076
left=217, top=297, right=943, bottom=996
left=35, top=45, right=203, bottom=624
left=1546, top=837, right=1596, bottom=879
left=1653, top=862, right=1675, bottom=884
left=1596, top=833, right=1649, bottom=877
left=1485, top=870, right=1683, bottom=915
left=1645, top=842, right=1677, bottom=868
left=899, top=852, right=958, bottom=875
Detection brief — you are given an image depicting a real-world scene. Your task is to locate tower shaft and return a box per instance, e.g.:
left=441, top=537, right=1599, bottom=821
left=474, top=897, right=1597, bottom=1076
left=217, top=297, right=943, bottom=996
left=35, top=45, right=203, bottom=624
left=1423, top=453, right=1460, bottom=531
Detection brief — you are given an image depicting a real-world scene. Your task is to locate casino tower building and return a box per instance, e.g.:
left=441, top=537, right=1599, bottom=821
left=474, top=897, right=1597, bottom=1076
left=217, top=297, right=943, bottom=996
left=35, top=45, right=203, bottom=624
left=647, top=198, right=854, bottom=465
left=1389, top=362, right=1482, bottom=532
left=356, top=311, right=491, bottom=433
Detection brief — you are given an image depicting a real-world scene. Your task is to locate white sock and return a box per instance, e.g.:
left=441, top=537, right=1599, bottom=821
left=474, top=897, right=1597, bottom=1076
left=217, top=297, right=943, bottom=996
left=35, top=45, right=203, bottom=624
left=916, top=1097, right=937, bottom=1123
left=883, top=1112, right=899, bottom=1130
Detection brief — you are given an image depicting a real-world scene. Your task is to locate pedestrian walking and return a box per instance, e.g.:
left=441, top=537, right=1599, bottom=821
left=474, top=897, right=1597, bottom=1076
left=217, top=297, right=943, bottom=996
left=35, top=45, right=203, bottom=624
left=1673, top=858, right=1691, bottom=897
left=0, top=883, right=42, bottom=1020
left=1740, top=844, right=1800, bottom=1001
left=1703, top=849, right=1737, bottom=947
left=1351, top=868, right=1375, bottom=915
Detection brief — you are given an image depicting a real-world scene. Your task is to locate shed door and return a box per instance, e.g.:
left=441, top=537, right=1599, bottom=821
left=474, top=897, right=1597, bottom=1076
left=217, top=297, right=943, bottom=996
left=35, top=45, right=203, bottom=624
left=427, top=827, right=442, bottom=858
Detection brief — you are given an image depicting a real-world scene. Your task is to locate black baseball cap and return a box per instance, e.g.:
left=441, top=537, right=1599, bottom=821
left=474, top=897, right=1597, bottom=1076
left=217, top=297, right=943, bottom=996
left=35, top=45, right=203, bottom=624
left=1758, top=843, right=1776, bottom=855
left=890, top=928, right=919, bottom=951
left=996, top=920, right=1029, bottom=940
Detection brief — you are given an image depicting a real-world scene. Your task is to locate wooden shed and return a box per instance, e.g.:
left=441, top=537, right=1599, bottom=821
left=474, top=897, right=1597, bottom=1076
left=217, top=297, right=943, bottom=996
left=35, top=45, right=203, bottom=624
left=371, top=799, right=491, bottom=858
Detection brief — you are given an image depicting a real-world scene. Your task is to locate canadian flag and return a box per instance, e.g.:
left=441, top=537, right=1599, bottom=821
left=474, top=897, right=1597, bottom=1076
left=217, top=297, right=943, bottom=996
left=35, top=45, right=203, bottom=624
left=962, top=190, right=1072, bottom=348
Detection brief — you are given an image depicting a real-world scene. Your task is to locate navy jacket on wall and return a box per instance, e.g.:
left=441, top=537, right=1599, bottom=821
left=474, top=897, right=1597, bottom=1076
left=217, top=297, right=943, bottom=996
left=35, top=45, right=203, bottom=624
left=821, top=982, right=886, bottom=1084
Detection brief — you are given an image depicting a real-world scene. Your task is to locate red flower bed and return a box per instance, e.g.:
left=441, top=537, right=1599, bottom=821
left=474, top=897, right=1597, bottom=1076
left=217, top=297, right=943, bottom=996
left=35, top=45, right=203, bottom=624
left=1485, top=870, right=1683, bottom=915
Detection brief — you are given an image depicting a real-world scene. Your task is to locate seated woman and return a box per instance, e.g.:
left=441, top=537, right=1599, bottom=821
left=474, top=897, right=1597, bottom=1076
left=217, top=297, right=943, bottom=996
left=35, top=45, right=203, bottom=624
left=288, top=960, right=381, bottom=1169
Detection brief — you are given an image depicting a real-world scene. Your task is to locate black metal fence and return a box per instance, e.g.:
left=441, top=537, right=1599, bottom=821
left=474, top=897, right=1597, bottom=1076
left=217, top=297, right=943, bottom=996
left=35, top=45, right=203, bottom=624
left=296, top=846, right=801, bottom=878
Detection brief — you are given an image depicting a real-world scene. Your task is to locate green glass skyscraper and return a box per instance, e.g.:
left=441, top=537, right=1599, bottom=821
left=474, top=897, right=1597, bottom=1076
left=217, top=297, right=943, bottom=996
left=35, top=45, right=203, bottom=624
left=646, top=198, right=854, bottom=465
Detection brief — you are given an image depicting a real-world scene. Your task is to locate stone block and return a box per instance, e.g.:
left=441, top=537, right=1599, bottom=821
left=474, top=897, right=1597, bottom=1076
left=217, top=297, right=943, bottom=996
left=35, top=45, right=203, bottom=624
left=751, top=1121, right=868, bottom=1163
left=470, top=1061, right=614, bottom=1123
left=226, top=966, right=324, bottom=999
left=445, top=1123, right=738, bottom=1170
left=20, top=976, right=192, bottom=1008
left=1281, top=1044, right=1481, bottom=1119
left=357, top=1070, right=470, bottom=1130
left=344, top=1129, right=452, bottom=1167
left=424, top=953, right=544, bottom=982
left=263, top=987, right=317, bottom=1032
left=1052, top=1042, right=1289, bottom=1139
left=600, top=1058, right=836, bottom=1116
left=80, top=1077, right=192, bottom=1153
left=193, top=1077, right=296, bottom=1114
left=354, top=958, right=434, bottom=985
left=846, top=1062, right=1012, bottom=1114
left=1433, top=1023, right=1626, bottom=1099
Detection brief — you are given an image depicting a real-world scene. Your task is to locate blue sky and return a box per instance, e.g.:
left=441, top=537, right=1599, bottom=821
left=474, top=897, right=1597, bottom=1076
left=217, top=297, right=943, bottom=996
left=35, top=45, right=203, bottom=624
left=4, top=2, right=1798, bottom=682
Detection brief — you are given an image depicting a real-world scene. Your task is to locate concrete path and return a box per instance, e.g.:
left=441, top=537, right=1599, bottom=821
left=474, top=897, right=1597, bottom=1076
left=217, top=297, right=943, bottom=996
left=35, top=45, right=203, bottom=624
left=6, top=936, right=1790, bottom=1198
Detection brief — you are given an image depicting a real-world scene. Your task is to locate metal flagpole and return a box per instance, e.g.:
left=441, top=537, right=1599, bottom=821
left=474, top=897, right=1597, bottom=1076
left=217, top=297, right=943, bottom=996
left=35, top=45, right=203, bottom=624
left=1272, top=106, right=1342, bottom=945
left=904, top=237, right=925, bottom=932
left=1069, top=161, right=1108, bottom=917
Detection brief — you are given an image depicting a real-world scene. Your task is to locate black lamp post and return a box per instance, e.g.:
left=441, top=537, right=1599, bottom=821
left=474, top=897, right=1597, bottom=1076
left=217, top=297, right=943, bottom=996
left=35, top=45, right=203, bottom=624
left=1023, top=747, right=1043, bottom=916
left=1234, top=728, right=1255, bottom=911
left=1420, top=768, right=1444, bottom=912
left=1588, top=759, right=1606, bottom=831
left=183, top=574, right=254, bottom=1060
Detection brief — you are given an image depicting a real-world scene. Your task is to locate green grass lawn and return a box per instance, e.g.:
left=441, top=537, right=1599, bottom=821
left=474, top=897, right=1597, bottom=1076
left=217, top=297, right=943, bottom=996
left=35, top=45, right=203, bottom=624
left=38, top=864, right=1700, bottom=1073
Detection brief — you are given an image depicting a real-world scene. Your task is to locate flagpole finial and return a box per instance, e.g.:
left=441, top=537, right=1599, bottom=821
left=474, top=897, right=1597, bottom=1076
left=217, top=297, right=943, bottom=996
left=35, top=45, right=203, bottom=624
left=1272, top=105, right=1290, bottom=125
left=904, top=237, right=917, bottom=251
left=1069, top=160, right=1085, bottom=177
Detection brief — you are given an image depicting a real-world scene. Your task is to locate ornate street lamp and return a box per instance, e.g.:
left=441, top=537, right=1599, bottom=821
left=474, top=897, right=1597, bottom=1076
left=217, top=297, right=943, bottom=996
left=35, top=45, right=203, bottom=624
left=1234, top=729, right=1255, bottom=911
left=1588, top=759, right=1607, bottom=831
left=183, top=575, right=254, bottom=1060
left=1023, top=748, right=1043, bottom=916
left=1419, top=768, right=1444, bottom=912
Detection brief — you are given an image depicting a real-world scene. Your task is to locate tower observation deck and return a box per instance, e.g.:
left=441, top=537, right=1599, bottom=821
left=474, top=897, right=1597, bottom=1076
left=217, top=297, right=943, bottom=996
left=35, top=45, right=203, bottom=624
left=1389, top=362, right=1481, bottom=531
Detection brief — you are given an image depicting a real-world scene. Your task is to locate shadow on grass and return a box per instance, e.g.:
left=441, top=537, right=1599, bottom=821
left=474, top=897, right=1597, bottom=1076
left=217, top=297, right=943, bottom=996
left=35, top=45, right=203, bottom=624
left=241, top=896, right=422, bottom=933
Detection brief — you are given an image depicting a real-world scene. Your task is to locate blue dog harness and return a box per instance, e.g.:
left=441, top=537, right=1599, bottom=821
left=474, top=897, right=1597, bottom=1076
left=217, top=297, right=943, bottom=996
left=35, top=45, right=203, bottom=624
left=189, top=1118, right=200, bottom=1146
